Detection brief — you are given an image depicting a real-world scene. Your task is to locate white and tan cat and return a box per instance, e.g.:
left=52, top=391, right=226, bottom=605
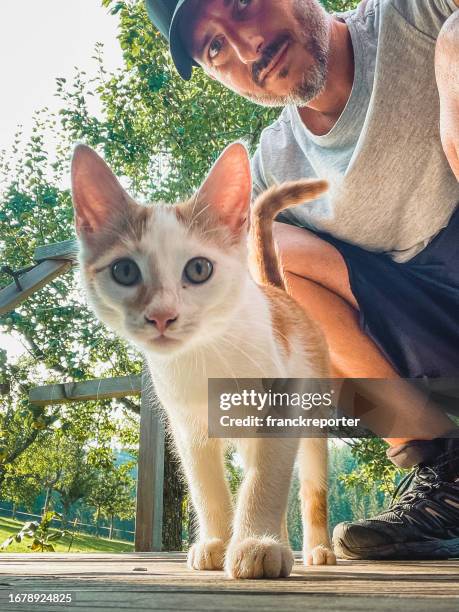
left=71, top=142, right=336, bottom=578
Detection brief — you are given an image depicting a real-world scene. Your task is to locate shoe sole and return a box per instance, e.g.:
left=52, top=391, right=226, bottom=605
left=335, top=537, right=459, bottom=560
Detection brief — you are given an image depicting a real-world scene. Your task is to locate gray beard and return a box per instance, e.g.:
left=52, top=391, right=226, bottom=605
left=245, top=0, right=330, bottom=108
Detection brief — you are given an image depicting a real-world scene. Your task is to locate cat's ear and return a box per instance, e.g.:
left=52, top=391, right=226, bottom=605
left=71, top=144, right=131, bottom=237
left=197, top=142, right=252, bottom=233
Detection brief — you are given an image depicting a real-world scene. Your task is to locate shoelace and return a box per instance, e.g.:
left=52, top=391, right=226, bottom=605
left=389, top=465, right=439, bottom=513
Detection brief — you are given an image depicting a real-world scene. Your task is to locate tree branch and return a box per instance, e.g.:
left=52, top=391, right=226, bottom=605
left=12, top=315, right=141, bottom=416
left=119, top=397, right=140, bottom=415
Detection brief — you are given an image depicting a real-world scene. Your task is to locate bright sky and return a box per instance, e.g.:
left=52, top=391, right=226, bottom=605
left=0, top=0, right=124, bottom=151
left=0, top=1, right=124, bottom=359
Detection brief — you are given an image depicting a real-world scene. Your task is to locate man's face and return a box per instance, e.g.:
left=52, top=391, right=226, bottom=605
left=178, top=0, right=331, bottom=107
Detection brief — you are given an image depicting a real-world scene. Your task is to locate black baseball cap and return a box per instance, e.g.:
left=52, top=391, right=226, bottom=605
left=145, top=0, right=198, bottom=80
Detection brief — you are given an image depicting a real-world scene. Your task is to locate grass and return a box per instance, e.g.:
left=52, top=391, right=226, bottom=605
left=0, top=515, right=134, bottom=553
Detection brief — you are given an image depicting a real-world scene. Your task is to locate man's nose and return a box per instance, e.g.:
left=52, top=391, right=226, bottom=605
left=228, top=28, right=264, bottom=64
left=144, top=310, right=178, bottom=334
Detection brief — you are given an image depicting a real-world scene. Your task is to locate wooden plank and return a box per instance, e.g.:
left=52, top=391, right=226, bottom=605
left=0, top=590, right=454, bottom=612
left=29, top=375, right=142, bottom=405
left=0, top=591, right=455, bottom=612
left=0, top=555, right=458, bottom=611
left=0, top=260, right=72, bottom=316
left=135, top=367, right=165, bottom=552
left=34, top=239, right=78, bottom=263
left=0, top=555, right=458, bottom=604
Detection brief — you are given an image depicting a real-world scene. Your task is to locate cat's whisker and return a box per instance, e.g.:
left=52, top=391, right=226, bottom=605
left=235, top=317, right=292, bottom=346
left=199, top=346, right=206, bottom=378
left=212, top=344, right=245, bottom=396
left=199, top=226, right=230, bottom=240
left=223, top=328, right=285, bottom=371
left=189, top=201, right=212, bottom=229
left=188, top=191, right=200, bottom=217
left=207, top=341, right=239, bottom=383
left=222, top=331, right=287, bottom=377
left=217, top=334, right=269, bottom=377
left=182, top=192, right=201, bottom=238
left=199, top=221, right=227, bottom=236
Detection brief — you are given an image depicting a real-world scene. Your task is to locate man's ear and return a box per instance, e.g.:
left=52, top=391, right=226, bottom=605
left=71, top=144, right=131, bottom=237
left=197, top=142, right=252, bottom=233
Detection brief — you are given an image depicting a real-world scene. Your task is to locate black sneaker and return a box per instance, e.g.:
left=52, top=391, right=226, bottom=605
left=333, top=438, right=459, bottom=560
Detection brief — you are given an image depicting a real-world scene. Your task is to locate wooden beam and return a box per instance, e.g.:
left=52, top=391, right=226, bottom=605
left=34, top=239, right=78, bottom=263
left=0, top=239, right=78, bottom=315
left=29, top=375, right=142, bottom=405
left=135, top=366, right=165, bottom=552
left=0, top=259, right=72, bottom=316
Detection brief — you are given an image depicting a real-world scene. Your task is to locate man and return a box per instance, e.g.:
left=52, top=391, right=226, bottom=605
left=145, top=0, right=459, bottom=560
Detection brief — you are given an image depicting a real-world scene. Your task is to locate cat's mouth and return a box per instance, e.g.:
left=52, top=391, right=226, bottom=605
left=149, top=334, right=183, bottom=351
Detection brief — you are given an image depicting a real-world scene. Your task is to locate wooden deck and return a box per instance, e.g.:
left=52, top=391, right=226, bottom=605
left=0, top=553, right=458, bottom=611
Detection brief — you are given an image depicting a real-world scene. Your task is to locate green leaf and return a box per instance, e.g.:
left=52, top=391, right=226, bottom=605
left=110, top=2, right=125, bottom=15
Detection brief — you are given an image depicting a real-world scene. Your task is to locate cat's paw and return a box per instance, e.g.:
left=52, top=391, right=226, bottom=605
left=225, top=537, right=294, bottom=579
left=304, top=544, right=336, bottom=566
left=187, top=538, right=226, bottom=570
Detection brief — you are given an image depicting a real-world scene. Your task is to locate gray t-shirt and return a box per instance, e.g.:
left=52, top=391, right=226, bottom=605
left=251, top=0, right=459, bottom=262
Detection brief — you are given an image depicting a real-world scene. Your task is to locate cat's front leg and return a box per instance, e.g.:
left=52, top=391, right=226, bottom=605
left=173, top=429, right=233, bottom=570
left=298, top=438, right=336, bottom=566
left=225, top=438, right=299, bottom=579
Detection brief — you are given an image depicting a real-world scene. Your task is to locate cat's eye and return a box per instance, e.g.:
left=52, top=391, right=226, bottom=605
left=184, top=257, right=213, bottom=284
left=111, top=259, right=141, bottom=286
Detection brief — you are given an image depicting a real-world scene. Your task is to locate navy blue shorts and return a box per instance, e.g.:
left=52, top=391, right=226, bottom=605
left=312, top=206, right=459, bottom=382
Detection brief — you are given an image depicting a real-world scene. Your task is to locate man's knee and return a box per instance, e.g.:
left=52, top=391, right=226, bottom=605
left=273, top=221, right=339, bottom=276
left=273, top=221, right=356, bottom=308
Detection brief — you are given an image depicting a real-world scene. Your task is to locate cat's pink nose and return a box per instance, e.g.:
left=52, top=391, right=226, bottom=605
left=144, top=311, right=178, bottom=334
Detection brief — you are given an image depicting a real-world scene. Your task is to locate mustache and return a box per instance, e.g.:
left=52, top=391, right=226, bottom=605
left=252, top=34, right=291, bottom=85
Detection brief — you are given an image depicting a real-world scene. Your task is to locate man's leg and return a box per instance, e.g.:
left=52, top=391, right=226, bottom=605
left=274, top=222, right=459, bottom=559
left=274, top=222, right=455, bottom=438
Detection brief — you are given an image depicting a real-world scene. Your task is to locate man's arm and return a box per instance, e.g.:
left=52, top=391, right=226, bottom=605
left=435, top=6, right=459, bottom=180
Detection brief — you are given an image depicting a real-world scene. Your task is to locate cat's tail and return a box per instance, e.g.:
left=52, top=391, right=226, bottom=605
left=250, top=179, right=328, bottom=290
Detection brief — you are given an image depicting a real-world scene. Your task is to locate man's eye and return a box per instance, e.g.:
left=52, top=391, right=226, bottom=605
left=238, top=0, right=251, bottom=9
left=209, top=37, right=224, bottom=59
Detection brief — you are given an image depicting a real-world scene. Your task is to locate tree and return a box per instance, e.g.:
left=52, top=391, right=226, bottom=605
left=1, top=472, right=41, bottom=519
left=340, top=438, right=402, bottom=497
left=89, top=463, right=135, bottom=539
left=287, top=476, right=303, bottom=551
left=328, top=442, right=391, bottom=526
left=0, top=351, right=136, bottom=513
left=0, top=355, right=61, bottom=491
left=52, top=445, right=98, bottom=528
left=1, top=414, right=63, bottom=513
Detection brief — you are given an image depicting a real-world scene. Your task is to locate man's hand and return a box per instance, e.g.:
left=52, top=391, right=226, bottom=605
left=435, top=10, right=459, bottom=181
